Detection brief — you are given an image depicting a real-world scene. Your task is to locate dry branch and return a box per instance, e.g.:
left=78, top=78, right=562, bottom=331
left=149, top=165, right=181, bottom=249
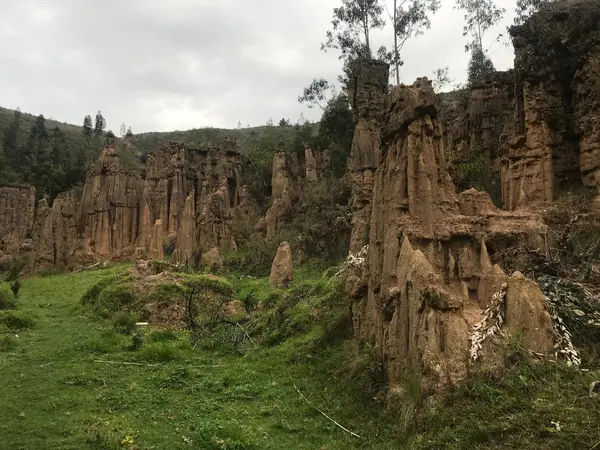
left=290, top=376, right=362, bottom=439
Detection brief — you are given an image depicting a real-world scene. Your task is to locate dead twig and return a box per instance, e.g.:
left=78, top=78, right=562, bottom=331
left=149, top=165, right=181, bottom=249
left=290, top=376, right=363, bottom=439
left=94, top=360, right=158, bottom=367
left=77, top=262, right=101, bottom=273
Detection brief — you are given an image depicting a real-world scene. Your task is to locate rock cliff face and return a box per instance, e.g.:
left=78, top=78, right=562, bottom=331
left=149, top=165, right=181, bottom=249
left=263, top=142, right=297, bottom=239
left=441, top=71, right=514, bottom=202
left=0, top=186, right=36, bottom=253
left=347, top=59, right=389, bottom=253
left=78, top=138, right=144, bottom=260
left=503, top=0, right=600, bottom=210
left=0, top=136, right=244, bottom=271
left=345, top=64, right=555, bottom=392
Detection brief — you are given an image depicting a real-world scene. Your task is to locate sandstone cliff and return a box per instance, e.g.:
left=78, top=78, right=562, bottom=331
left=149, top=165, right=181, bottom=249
left=503, top=0, right=600, bottom=210
left=0, top=185, right=36, bottom=254
left=345, top=62, right=555, bottom=392
left=0, top=136, right=245, bottom=271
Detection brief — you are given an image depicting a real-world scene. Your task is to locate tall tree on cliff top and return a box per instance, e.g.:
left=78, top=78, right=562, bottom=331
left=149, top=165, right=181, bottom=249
left=94, top=111, right=106, bottom=137
left=82, top=115, right=93, bottom=137
left=322, top=0, right=386, bottom=61
left=455, top=0, right=504, bottom=84
left=387, top=0, right=441, bottom=85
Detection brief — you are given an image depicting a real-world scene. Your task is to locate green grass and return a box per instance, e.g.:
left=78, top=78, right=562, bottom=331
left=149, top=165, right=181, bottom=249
left=0, top=264, right=599, bottom=449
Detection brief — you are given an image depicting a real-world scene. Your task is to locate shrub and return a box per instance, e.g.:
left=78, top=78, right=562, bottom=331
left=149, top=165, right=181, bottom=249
left=139, top=342, right=180, bottom=363
left=112, top=311, right=140, bottom=334
left=97, top=283, right=135, bottom=312
left=0, top=282, right=17, bottom=310
left=0, top=334, right=18, bottom=352
left=0, top=310, right=35, bottom=329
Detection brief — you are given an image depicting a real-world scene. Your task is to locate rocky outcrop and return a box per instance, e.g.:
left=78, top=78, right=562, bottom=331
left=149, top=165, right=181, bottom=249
left=347, top=59, right=389, bottom=253
left=503, top=0, right=600, bottom=210
left=173, top=190, right=196, bottom=265
left=34, top=190, right=82, bottom=270
left=345, top=63, right=555, bottom=393
left=441, top=71, right=514, bottom=202
left=305, top=145, right=318, bottom=182
left=78, top=138, right=144, bottom=260
left=0, top=137, right=245, bottom=272
left=148, top=219, right=164, bottom=261
left=269, top=241, right=293, bottom=288
left=0, top=186, right=36, bottom=253
left=263, top=142, right=296, bottom=239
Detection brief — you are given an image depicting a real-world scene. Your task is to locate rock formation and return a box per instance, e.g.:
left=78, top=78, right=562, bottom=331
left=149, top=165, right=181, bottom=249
left=148, top=219, right=164, bottom=261
left=441, top=71, right=514, bottom=201
left=78, top=137, right=144, bottom=260
left=173, top=190, right=196, bottom=265
left=345, top=61, right=555, bottom=392
left=269, top=241, right=293, bottom=288
left=263, top=142, right=296, bottom=239
left=347, top=59, right=389, bottom=253
left=0, top=136, right=245, bottom=272
left=502, top=0, right=600, bottom=210
left=304, top=145, right=318, bottom=182
left=0, top=186, right=36, bottom=253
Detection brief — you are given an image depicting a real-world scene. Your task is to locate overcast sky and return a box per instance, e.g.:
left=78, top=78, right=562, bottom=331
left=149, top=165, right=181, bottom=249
left=0, top=0, right=520, bottom=133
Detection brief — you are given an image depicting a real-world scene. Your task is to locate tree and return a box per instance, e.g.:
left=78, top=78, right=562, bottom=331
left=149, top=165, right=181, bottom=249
left=514, top=0, right=555, bottom=25
left=467, top=44, right=495, bottom=85
left=3, top=108, right=21, bottom=166
left=266, top=117, right=274, bottom=127
left=321, top=0, right=386, bottom=61
left=455, top=0, right=504, bottom=53
left=120, top=122, right=126, bottom=137
left=82, top=115, right=93, bottom=137
left=106, top=130, right=115, bottom=138
left=432, top=66, right=453, bottom=92
left=455, top=0, right=504, bottom=84
left=126, top=126, right=133, bottom=138
left=298, top=78, right=333, bottom=110
left=317, top=93, right=355, bottom=178
left=279, top=118, right=290, bottom=127
left=94, top=111, right=106, bottom=136
left=387, top=0, right=441, bottom=84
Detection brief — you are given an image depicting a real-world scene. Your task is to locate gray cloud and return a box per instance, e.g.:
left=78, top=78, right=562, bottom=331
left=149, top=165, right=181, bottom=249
left=0, top=0, right=519, bottom=133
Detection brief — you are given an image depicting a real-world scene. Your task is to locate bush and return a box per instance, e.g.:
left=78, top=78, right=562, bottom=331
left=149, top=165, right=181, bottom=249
left=112, top=311, right=140, bottom=334
left=98, top=283, right=135, bottom=312
left=0, top=334, right=18, bottom=352
left=139, top=342, right=181, bottom=363
left=0, top=310, right=35, bottom=329
left=0, top=282, right=16, bottom=310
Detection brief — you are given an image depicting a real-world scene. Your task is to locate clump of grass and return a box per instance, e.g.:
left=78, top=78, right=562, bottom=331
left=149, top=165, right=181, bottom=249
left=148, top=329, right=179, bottom=342
left=0, top=334, right=18, bottom=352
left=193, top=421, right=260, bottom=450
left=0, top=282, right=17, bottom=310
left=112, top=311, right=140, bottom=334
left=139, top=342, right=181, bottom=363
left=0, top=310, right=35, bottom=329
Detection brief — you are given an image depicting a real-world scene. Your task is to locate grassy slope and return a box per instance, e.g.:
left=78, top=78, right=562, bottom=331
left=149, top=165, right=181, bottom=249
left=1, top=266, right=599, bottom=449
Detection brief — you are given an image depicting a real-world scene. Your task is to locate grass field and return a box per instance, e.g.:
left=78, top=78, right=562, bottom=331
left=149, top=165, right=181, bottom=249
left=1, top=265, right=599, bottom=450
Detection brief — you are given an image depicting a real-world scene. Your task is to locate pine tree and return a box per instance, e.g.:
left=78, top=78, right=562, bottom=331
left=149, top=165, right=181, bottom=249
left=125, top=126, right=133, bottom=138
left=94, top=111, right=106, bottom=136
left=120, top=122, right=126, bottom=137
left=83, top=115, right=93, bottom=137
left=3, top=109, right=21, bottom=166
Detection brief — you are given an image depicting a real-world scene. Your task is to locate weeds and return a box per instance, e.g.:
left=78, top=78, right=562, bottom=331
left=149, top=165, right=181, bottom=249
left=0, top=282, right=16, bottom=310
left=0, top=310, right=35, bottom=329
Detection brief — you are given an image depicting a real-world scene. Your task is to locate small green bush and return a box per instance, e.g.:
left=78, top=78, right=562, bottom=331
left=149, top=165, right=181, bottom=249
left=0, top=282, right=16, bottom=310
left=139, top=342, right=180, bottom=363
left=112, top=311, right=140, bottom=334
left=97, top=283, right=135, bottom=312
left=148, top=329, right=179, bottom=343
left=0, top=334, right=18, bottom=352
left=81, top=275, right=123, bottom=305
left=0, top=310, right=35, bottom=329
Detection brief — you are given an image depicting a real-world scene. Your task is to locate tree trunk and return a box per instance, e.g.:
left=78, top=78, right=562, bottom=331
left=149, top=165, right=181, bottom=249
left=394, top=0, right=399, bottom=85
